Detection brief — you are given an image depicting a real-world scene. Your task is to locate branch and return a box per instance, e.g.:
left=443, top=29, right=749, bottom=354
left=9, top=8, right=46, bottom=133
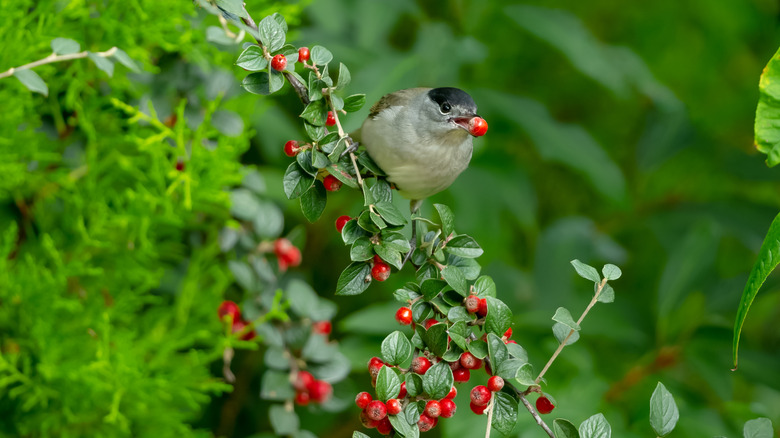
left=484, top=395, right=495, bottom=438
left=0, top=47, right=118, bottom=80
left=517, top=390, right=555, bottom=438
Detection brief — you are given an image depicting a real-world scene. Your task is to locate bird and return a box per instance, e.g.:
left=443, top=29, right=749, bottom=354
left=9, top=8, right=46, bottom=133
left=354, top=87, right=487, bottom=213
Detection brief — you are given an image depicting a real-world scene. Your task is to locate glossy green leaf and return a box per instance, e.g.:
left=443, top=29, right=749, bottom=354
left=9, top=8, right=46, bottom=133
left=755, top=47, right=780, bottom=166
left=444, top=234, right=483, bottom=259
left=485, top=297, right=513, bottom=336
left=258, top=14, right=285, bottom=52
left=336, top=62, right=350, bottom=89
left=376, top=365, right=401, bottom=402
left=335, top=262, right=371, bottom=296
left=467, top=339, right=488, bottom=359
left=350, top=237, right=374, bottom=262
left=441, top=265, right=467, bottom=296
left=310, top=45, right=333, bottom=66
left=434, top=204, right=455, bottom=237
left=473, top=275, right=497, bottom=297
left=418, top=323, right=448, bottom=358
left=579, top=413, right=611, bottom=438
left=325, top=163, right=358, bottom=188
left=492, top=391, right=518, bottom=435
left=344, top=94, right=367, bottom=112
left=405, top=373, right=423, bottom=398
left=420, top=279, right=448, bottom=301
left=300, top=99, right=328, bottom=126
left=236, top=45, right=268, bottom=71
left=374, top=201, right=406, bottom=226
left=554, top=419, right=580, bottom=438
left=487, top=333, right=508, bottom=373
left=381, top=331, right=413, bottom=366
left=341, top=219, right=368, bottom=245
left=282, top=162, right=314, bottom=200
left=422, top=361, right=453, bottom=400
left=649, top=382, right=679, bottom=437
left=243, top=71, right=273, bottom=95
left=299, top=182, right=327, bottom=222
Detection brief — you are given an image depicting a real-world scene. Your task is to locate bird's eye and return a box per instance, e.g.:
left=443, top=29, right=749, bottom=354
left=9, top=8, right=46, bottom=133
left=440, top=102, right=451, bottom=113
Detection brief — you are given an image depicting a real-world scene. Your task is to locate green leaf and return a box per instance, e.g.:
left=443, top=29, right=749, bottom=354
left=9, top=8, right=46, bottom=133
left=756, top=47, right=780, bottom=165
left=381, top=231, right=412, bottom=253
left=496, top=358, right=525, bottom=380
left=283, top=162, right=315, bottom=200
left=311, top=150, right=330, bottom=169
left=51, top=37, right=80, bottom=55
left=434, top=204, right=455, bottom=237
left=344, top=94, right=367, bottom=112
left=228, top=260, right=256, bottom=291
left=601, top=264, right=621, bottom=280
left=485, top=297, right=513, bottom=336
left=405, top=373, right=423, bottom=398
left=467, top=340, right=488, bottom=359
left=304, top=121, right=327, bottom=141
left=381, top=331, right=413, bottom=366
left=370, top=212, right=387, bottom=229
left=553, top=419, right=580, bottom=438
left=261, top=370, right=295, bottom=400
left=570, top=259, right=601, bottom=282
left=302, top=333, right=337, bottom=362
left=269, top=69, right=284, bottom=93
left=447, top=321, right=468, bottom=350
left=743, top=418, right=773, bottom=438
left=579, top=413, right=611, bottom=438
left=553, top=322, right=579, bottom=345
left=300, top=181, right=327, bottom=222
left=441, top=265, right=467, bottom=296
left=552, top=307, right=580, bottom=331
left=236, top=45, right=268, bottom=71
left=301, top=150, right=321, bottom=175
left=491, top=391, right=519, bottom=435
left=301, top=99, right=328, bottom=126
left=376, top=365, right=402, bottom=402
left=310, top=45, right=333, bottom=66
left=734, top=212, right=780, bottom=369
left=418, top=324, right=448, bottom=358
left=357, top=150, right=385, bottom=175
left=214, top=0, right=249, bottom=18
left=447, top=306, right=473, bottom=324
left=87, top=52, right=114, bottom=77
left=258, top=14, right=285, bottom=52
left=111, top=48, right=139, bottom=72
left=420, top=279, right=448, bottom=301
left=374, top=201, right=407, bottom=226
left=444, top=235, right=483, bottom=258
left=487, top=333, right=509, bottom=373
left=341, top=219, right=368, bottom=245
left=422, top=361, right=453, bottom=400
left=389, top=403, right=420, bottom=438
left=335, top=262, right=371, bottom=296
left=286, top=279, right=319, bottom=319
left=14, top=69, right=48, bottom=96
left=336, top=62, right=351, bottom=89
left=649, top=382, right=679, bottom=437
left=353, top=432, right=372, bottom=438
left=364, top=178, right=393, bottom=205
left=350, top=237, right=374, bottom=262
left=325, top=163, right=359, bottom=188
left=375, top=244, right=403, bottom=270
left=506, top=342, right=529, bottom=363
left=473, top=275, right=497, bottom=297
left=597, top=283, right=615, bottom=303
left=515, top=362, right=536, bottom=386
left=243, top=71, right=272, bottom=95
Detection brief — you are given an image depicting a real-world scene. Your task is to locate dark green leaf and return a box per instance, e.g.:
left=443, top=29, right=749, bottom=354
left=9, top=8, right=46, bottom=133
left=418, top=324, right=448, bottom=358
left=389, top=404, right=420, bottom=438
left=374, top=201, right=407, bottom=226
left=87, top=52, right=114, bottom=77
left=422, top=361, right=453, bottom=400
left=447, top=321, right=468, bottom=350
left=341, top=219, right=368, bottom=245
left=394, top=286, right=421, bottom=303
left=236, top=45, right=268, bottom=71
left=364, top=178, right=393, bottom=205
left=571, top=259, right=601, bottom=283
left=473, top=275, right=497, bottom=297
left=381, top=231, right=412, bottom=253
left=283, top=162, right=315, bottom=200
left=552, top=307, right=580, bottom=331
left=601, top=264, right=621, bottom=280
left=327, top=138, right=349, bottom=161
left=492, top=391, right=519, bottom=435
left=301, top=99, right=328, bottom=126
left=336, top=62, right=351, bottom=90
left=485, top=297, right=513, bottom=336
left=300, top=181, right=327, bottom=222
left=335, top=262, right=371, bottom=296
left=447, top=254, right=481, bottom=280
left=311, top=150, right=330, bottom=169
left=376, top=365, right=401, bottom=402
left=420, top=279, right=449, bottom=301
left=487, top=333, right=509, bottom=373
left=344, top=94, right=367, bottom=112
left=434, top=204, right=455, bottom=237
left=325, top=163, right=359, bottom=188
left=441, top=265, right=467, bottom=296
left=14, top=69, right=48, bottom=96
left=304, top=121, right=327, bottom=141
left=405, top=373, right=423, bottom=398
left=357, top=150, right=385, bottom=175
left=553, top=322, right=580, bottom=345
left=743, top=418, right=773, bottom=438
left=579, top=413, right=611, bottom=438
left=444, top=235, right=483, bottom=258
left=447, top=306, right=473, bottom=324
left=357, top=210, right=380, bottom=234
left=261, top=370, right=295, bottom=400
left=755, top=47, right=780, bottom=166
left=51, top=37, right=80, bottom=55
left=350, top=237, right=374, bottom=262
left=381, top=331, right=413, bottom=366
left=370, top=212, right=387, bottom=229
left=553, top=419, right=580, bottom=438
left=243, top=71, right=272, bottom=95
left=269, top=69, right=284, bottom=93
left=310, top=45, right=333, bottom=66
left=258, top=15, right=285, bottom=52
left=411, top=300, right=433, bottom=323
left=467, top=339, right=488, bottom=359
left=375, top=244, right=403, bottom=270
left=649, top=382, right=679, bottom=437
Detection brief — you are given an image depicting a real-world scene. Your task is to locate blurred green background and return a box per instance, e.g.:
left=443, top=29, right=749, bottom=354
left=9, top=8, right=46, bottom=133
left=2, top=0, right=780, bottom=436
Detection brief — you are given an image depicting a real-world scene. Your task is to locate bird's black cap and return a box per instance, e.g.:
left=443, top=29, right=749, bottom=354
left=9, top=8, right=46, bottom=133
left=427, top=87, right=477, bottom=114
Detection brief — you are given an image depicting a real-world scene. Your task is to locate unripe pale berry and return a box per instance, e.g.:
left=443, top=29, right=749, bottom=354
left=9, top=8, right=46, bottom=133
left=469, top=117, right=488, bottom=137
left=386, top=398, right=402, bottom=415
left=460, top=352, right=482, bottom=370
left=217, top=300, right=241, bottom=321
left=488, top=375, right=504, bottom=392
left=271, top=54, right=287, bottom=71
left=355, top=391, right=372, bottom=409
left=410, top=356, right=432, bottom=375
left=424, top=400, right=441, bottom=418
left=395, top=307, right=413, bottom=325
left=366, top=400, right=387, bottom=421
left=335, top=215, right=351, bottom=233
left=323, top=174, right=342, bottom=192
left=295, top=391, right=310, bottom=406
left=446, top=386, right=457, bottom=399
left=284, top=140, right=300, bottom=157
left=477, top=298, right=488, bottom=317
left=308, top=380, right=332, bottom=403
left=423, top=318, right=437, bottom=330
left=536, top=396, right=555, bottom=414
left=312, top=320, right=331, bottom=335
left=453, top=368, right=470, bottom=383
left=469, top=401, right=487, bottom=415
left=439, top=398, right=456, bottom=418
left=376, top=417, right=393, bottom=435
left=470, top=385, right=491, bottom=406
left=417, top=414, right=436, bottom=432
left=326, top=111, right=336, bottom=126
left=298, top=47, right=310, bottom=62
left=371, top=261, right=391, bottom=282
left=464, top=295, right=480, bottom=313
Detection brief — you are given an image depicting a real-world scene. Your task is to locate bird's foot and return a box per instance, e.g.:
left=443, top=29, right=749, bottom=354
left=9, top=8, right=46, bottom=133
left=339, top=138, right=360, bottom=159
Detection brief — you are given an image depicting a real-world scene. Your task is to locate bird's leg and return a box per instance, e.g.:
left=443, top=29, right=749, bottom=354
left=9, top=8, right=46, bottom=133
left=340, top=138, right=360, bottom=159
left=402, top=199, right=424, bottom=266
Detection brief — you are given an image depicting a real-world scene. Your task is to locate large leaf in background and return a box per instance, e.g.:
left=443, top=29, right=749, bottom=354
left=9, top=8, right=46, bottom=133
left=755, top=47, right=780, bottom=167
left=733, top=213, right=780, bottom=369
left=483, top=91, right=627, bottom=204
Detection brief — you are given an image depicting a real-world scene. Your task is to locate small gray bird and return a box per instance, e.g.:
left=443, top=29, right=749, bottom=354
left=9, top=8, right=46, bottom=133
left=355, top=87, right=487, bottom=209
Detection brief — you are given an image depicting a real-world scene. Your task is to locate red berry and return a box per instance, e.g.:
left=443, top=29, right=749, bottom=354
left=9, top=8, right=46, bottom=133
left=298, top=47, right=310, bottom=62
left=398, top=381, right=407, bottom=399
left=453, top=368, right=471, bottom=383
left=294, top=370, right=314, bottom=392
left=271, top=54, right=287, bottom=71
left=360, top=410, right=379, bottom=429
left=410, top=356, right=432, bottom=375
left=217, top=300, right=241, bottom=322
left=356, top=391, right=372, bottom=409
left=468, top=117, right=488, bottom=137
left=446, top=386, right=457, bottom=399
left=423, top=318, right=438, bottom=330
left=469, top=401, right=488, bottom=415
left=439, top=398, right=456, bottom=418
left=295, top=391, right=310, bottom=406
left=386, top=398, right=402, bottom=415
left=449, top=360, right=461, bottom=371
left=417, top=414, right=436, bottom=432
left=326, top=111, right=336, bottom=127
left=274, top=238, right=301, bottom=270
left=503, top=328, right=513, bottom=339
left=488, top=375, right=504, bottom=392
left=371, top=261, right=391, bottom=282
left=376, top=417, right=393, bottom=435
left=368, top=357, right=385, bottom=380
left=395, top=307, right=413, bottom=325
left=536, top=396, right=555, bottom=414
left=470, top=385, right=491, bottom=406
left=424, top=400, right=441, bottom=418
left=366, top=400, right=387, bottom=421
left=308, top=380, right=332, bottom=403
left=460, top=352, right=482, bottom=370
left=175, top=159, right=185, bottom=171
left=464, top=295, right=480, bottom=313
left=323, top=174, right=342, bottom=192
left=477, top=298, right=488, bottom=317
left=506, top=339, right=518, bottom=344
left=231, top=320, right=256, bottom=340
left=283, top=140, right=300, bottom=157
left=312, top=320, right=332, bottom=335
left=335, top=215, right=351, bottom=233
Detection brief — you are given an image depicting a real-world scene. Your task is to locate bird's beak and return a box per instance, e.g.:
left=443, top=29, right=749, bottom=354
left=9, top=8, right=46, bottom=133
left=451, top=115, right=488, bottom=137
left=452, top=116, right=476, bottom=133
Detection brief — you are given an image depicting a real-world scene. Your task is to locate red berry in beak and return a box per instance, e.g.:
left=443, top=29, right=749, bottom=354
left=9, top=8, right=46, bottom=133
left=469, top=117, right=488, bottom=137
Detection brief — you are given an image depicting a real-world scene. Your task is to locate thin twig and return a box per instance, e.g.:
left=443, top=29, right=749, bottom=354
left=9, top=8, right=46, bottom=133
left=535, top=278, right=608, bottom=384
left=0, top=47, right=118, bottom=80
left=484, top=395, right=495, bottom=438
left=517, top=391, right=555, bottom=438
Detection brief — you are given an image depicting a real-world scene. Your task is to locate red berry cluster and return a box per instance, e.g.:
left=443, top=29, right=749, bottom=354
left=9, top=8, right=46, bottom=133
left=464, top=292, right=488, bottom=317
left=274, top=238, right=301, bottom=271
left=293, top=370, right=332, bottom=406
left=218, top=300, right=256, bottom=340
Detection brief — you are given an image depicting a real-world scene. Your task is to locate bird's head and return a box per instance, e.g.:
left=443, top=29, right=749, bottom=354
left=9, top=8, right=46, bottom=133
left=419, top=87, right=487, bottom=138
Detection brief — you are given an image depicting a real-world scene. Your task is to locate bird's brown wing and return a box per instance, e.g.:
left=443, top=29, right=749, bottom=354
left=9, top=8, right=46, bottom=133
left=368, top=87, right=431, bottom=118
